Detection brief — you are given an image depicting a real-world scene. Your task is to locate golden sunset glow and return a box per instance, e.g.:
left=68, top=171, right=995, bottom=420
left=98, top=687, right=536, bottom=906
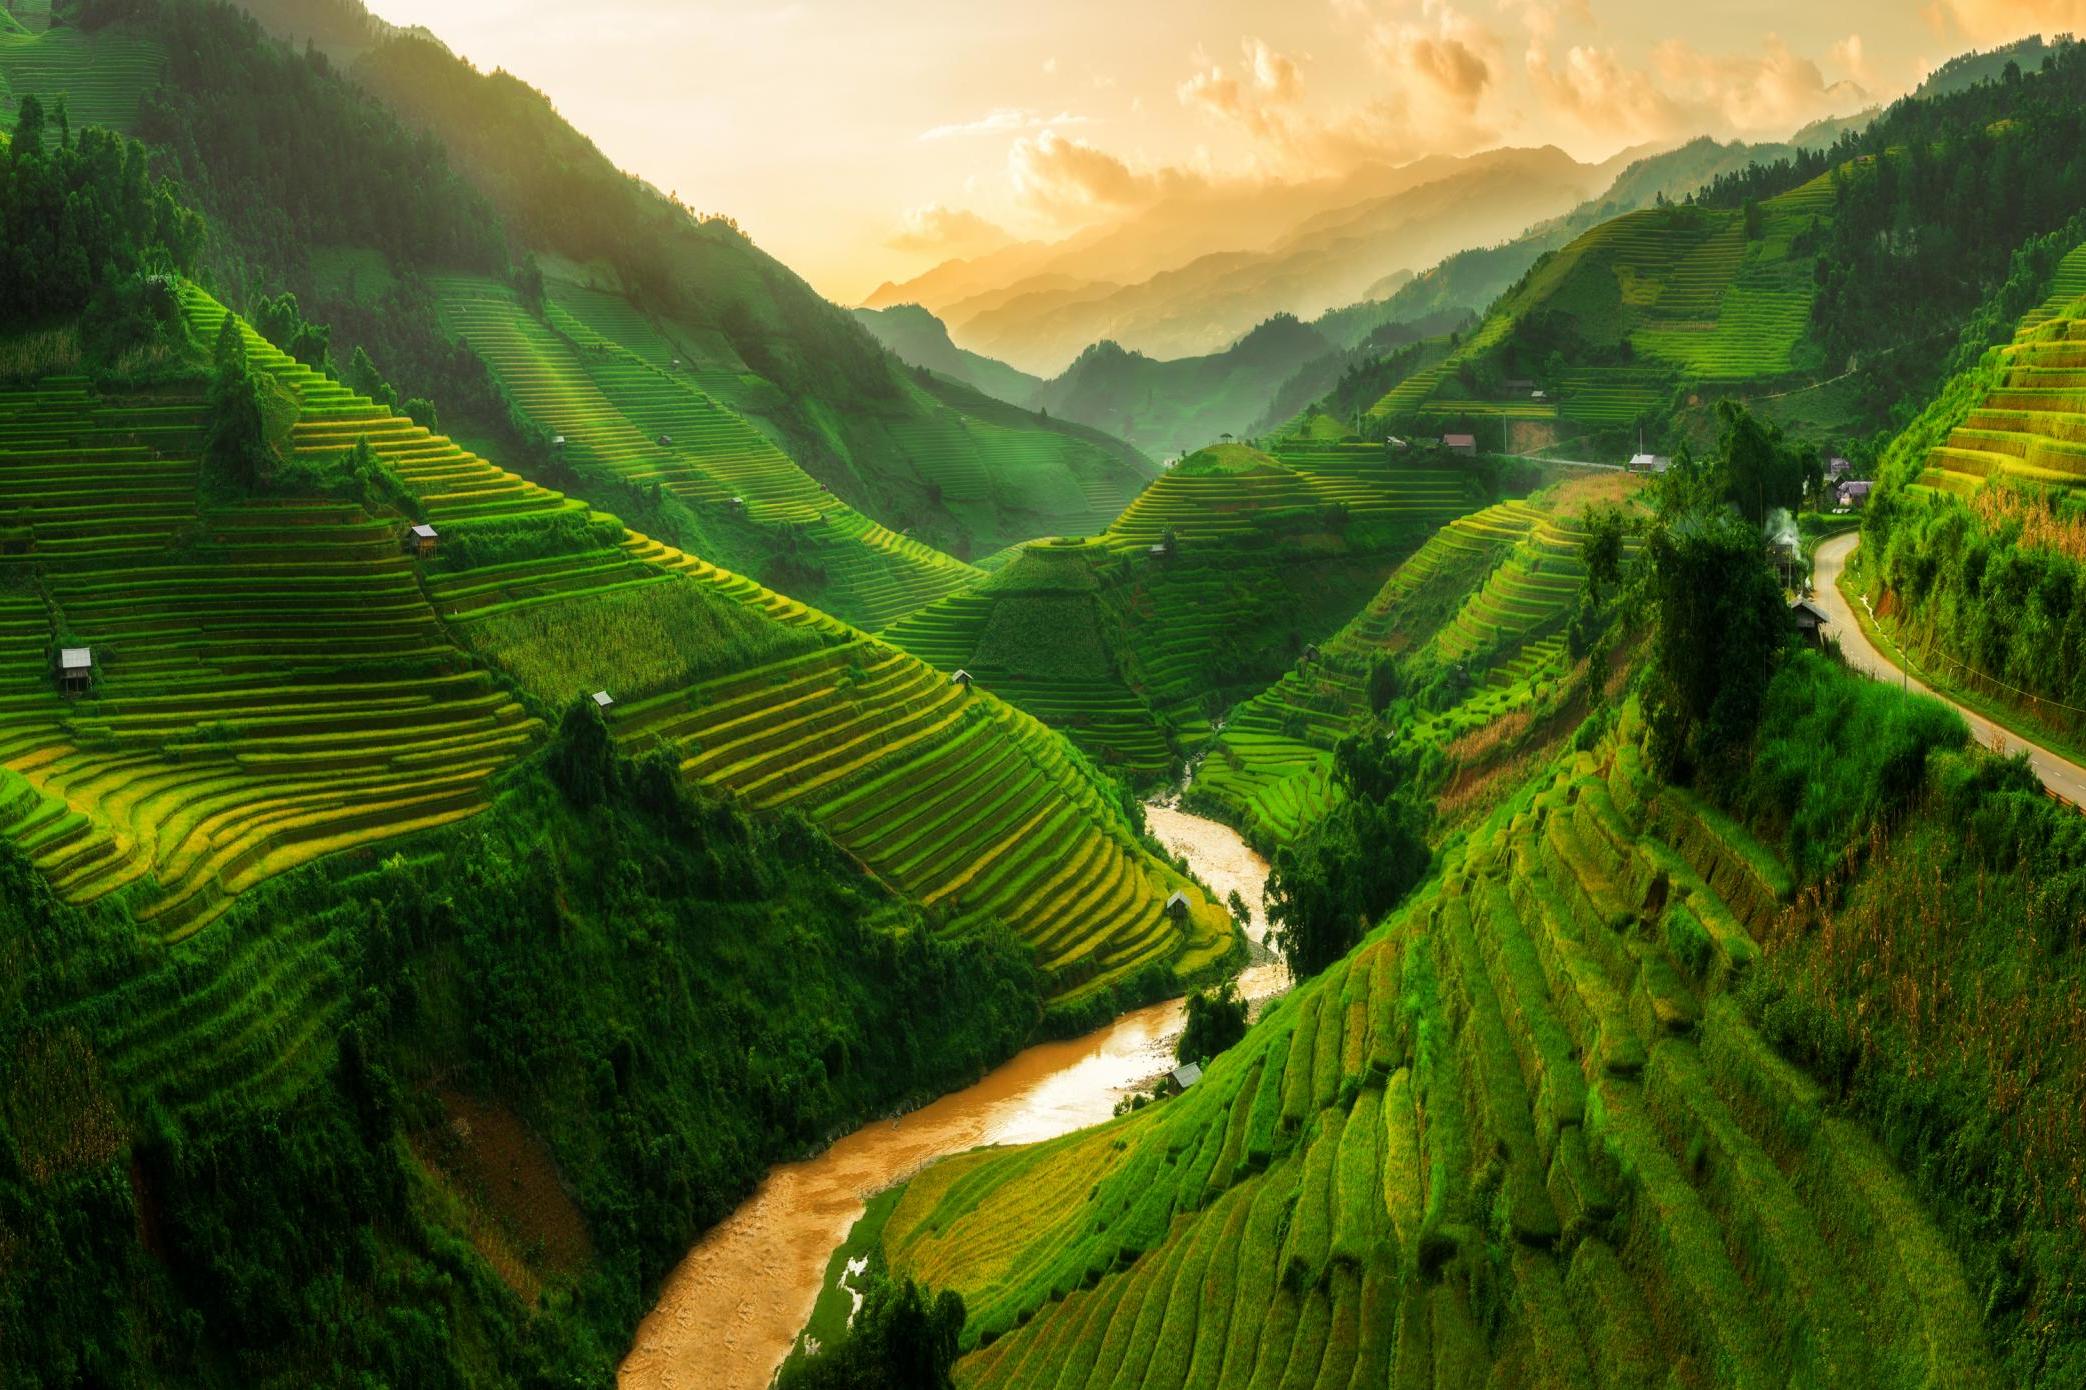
left=368, top=0, right=2076, bottom=299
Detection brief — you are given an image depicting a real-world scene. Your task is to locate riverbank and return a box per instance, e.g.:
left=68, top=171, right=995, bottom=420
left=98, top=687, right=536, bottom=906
left=616, top=802, right=1284, bottom=1390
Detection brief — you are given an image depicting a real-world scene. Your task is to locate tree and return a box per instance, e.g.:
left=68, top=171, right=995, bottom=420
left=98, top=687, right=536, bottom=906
left=1266, top=732, right=1430, bottom=979
left=1713, top=400, right=1806, bottom=527
left=1177, top=981, right=1248, bottom=1065
left=206, top=337, right=273, bottom=491
left=778, top=1273, right=964, bottom=1390
left=1366, top=656, right=1400, bottom=714
left=1644, top=505, right=1793, bottom=785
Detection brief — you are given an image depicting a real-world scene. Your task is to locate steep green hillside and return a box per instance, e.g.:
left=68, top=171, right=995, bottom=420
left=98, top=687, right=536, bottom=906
left=851, top=302, right=1044, bottom=408
left=1374, top=169, right=1838, bottom=443
left=2, top=0, right=1149, bottom=568
left=1192, top=477, right=1645, bottom=851
left=1026, top=316, right=1335, bottom=458
left=0, top=19, right=161, bottom=140
left=1850, top=233, right=2086, bottom=749
left=882, top=440, right=1490, bottom=781
left=0, top=282, right=1230, bottom=1008
left=333, top=22, right=1156, bottom=556
left=865, top=670, right=2081, bottom=1386
left=430, top=274, right=980, bottom=629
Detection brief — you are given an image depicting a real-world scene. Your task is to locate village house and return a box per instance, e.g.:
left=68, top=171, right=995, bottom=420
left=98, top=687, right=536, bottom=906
left=58, top=646, right=92, bottom=695
left=1789, top=597, right=1830, bottom=648
left=1441, top=433, right=1478, bottom=456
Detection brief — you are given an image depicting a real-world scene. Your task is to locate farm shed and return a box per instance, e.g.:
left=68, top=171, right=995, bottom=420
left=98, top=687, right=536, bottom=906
left=58, top=646, right=93, bottom=694
left=1166, top=1062, right=1202, bottom=1094
left=1789, top=597, right=1830, bottom=647
left=1629, top=452, right=1672, bottom=473
left=591, top=690, right=614, bottom=710
left=405, top=522, right=439, bottom=558
left=950, top=669, right=973, bottom=689
left=1441, top=434, right=1478, bottom=456
left=1164, top=889, right=1190, bottom=922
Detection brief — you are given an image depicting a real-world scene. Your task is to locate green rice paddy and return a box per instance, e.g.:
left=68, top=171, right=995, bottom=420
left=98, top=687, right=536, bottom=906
left=871, top=709, right=1996, bottom=1388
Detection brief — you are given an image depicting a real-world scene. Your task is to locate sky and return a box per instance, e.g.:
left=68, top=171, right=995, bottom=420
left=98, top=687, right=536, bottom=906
left=369, top=1, right=2083, bottom=301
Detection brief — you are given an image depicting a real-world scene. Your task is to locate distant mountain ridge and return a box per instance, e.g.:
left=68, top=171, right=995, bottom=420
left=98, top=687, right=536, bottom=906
left=867, top=144, right=1653, bottom=374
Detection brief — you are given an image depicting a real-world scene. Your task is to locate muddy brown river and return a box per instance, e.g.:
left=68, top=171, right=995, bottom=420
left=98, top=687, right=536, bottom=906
left=616, top=801, right=1281, bottom=1390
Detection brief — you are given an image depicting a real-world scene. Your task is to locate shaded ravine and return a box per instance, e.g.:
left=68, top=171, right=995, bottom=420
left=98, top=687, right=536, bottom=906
left=617, top=802, right=1282, bottom=1390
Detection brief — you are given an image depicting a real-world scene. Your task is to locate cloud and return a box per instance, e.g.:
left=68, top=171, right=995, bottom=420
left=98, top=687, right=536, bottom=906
left=1007, top=129, right=1199, bottom=221
left=1831, top=34, right=1877, bottom=87
left=919, top=108, right=1093, bottom=142
left=887, top=204, right=1014, bottom=257
left=1362, top=2, right=1499, bottom=117
left=1923, top=1, right=2086, bottom=41
left=1525, top=33, right=1870, bottom=145
left=1177, top=36, right=1306, bottom=136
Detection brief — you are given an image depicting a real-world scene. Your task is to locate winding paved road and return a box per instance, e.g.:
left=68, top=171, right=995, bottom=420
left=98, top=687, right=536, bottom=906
left=1812, top=531, right=2086, bottom=808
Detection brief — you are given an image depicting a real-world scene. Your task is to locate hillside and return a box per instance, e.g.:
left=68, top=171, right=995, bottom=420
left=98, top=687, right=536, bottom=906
left=9, top=0, right=1155, bottom=565
left=850, top=302, right=1044, bottom=408
left=881, top=439, right=1491, bottom=782
left=1192, top=477, right=1645, bottom=849
left=858, top=655, right=2084, bottom=1386
left=1368, top=170, right=1837, bottom=451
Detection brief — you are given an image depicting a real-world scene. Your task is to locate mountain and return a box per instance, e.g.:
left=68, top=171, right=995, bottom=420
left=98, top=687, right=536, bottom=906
left=1356, top=40, right=2086, bottom=457
left=1024, top=315, right=1334, bottom=456
left=869, top=145, right=1646, bottom=374
left=881, top=437, right=1490, bottom=782
left=851, top=302, right=1044, bottom=407
left=27, top=0, right=1158, bottom=567
left=0, top=6, right=1237, bottom=1382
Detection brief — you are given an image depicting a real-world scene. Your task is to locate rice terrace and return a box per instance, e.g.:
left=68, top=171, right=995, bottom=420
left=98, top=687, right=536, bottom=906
left=0, top=2, right=2082, bottom=1388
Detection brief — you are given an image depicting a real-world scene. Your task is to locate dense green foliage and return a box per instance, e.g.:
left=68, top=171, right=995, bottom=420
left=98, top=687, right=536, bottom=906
left=1730, top=691, right=2086, bottom=1385
left=0, top=722, right=1039, bottom=1386
left=1265, top=732, right=1430, bottom=978
left=85, top=0, right=507, bottom=289
left=0, top=95, right=201, bottom=324
left=777, top=1272, right=965, bottom=1390
left=1642, top=505, right=1792, bottom=784
left=1175, top=980, right=1248, bottom=1067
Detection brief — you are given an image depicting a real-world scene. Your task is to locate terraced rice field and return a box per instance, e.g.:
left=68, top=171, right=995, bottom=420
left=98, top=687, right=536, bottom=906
left=606, top=631, right=1233, bottom=998
left=1106, top=443, right=1481, bottom=552
left=204, top=288, right=1224, bottom=998
left=1430, top=512, right=1634, bottom=668
left=0, top=354, right=545, bottom=939
left=1384, top=168, right=1839, bottom=431
left=1918, top=244, right=2086, bottom=498
left=877, top=713, right=1996, bottom=1388
left=434, top=276, right=978, bottom=630
left=0, top=22, right=163, bottom=140
left=881, top=542, right=1173, bottom=781
left=1192, top=502, right=1545, bottom=846
left=0, top=286, right=1228, bottom=1007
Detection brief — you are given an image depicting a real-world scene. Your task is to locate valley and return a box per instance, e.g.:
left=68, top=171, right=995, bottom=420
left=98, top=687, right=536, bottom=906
left=0, top=3, right=2082, bottom=1389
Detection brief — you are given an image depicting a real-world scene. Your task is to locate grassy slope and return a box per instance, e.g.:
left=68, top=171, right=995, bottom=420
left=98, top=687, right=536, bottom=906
left=880, top=440, right=1490, bottom=784
left=1025, top=316, right=1336, bottom=458
left=872, top=696, right=2022, bottom=1389
left=339, top=27, right=1156, bottom=559
left=431, top=273, right=981, bottom=630
left=1373, top=167, right=1840, bottom=442
left=0, top=288, right=1233, bottom=1005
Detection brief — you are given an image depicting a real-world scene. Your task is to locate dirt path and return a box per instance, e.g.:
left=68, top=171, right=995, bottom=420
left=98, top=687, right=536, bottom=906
left=1813, top=531, right=2086, bottom=807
